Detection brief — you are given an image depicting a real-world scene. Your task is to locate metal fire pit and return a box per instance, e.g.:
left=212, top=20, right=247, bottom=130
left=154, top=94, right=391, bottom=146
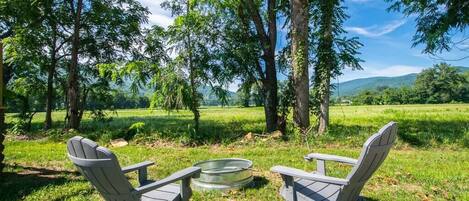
left=191, top=158, right=253, bottom=191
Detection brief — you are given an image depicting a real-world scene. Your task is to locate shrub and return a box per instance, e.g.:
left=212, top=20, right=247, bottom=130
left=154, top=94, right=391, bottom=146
left=125, top=122, right=146, bottom=141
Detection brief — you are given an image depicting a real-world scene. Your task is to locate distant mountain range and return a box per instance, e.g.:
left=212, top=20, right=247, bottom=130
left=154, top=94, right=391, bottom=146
left=130, top=66, right=468, bottom=104
left=332, top=66, right=469, bottom=97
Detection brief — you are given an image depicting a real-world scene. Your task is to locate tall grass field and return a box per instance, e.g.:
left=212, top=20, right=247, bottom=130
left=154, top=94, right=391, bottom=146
left=2, top=104, right=469, bottom=200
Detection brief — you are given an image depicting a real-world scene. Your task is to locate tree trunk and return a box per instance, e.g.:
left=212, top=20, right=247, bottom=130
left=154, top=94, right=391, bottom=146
left=78, top=87, right=89, bottom=124
left=242, top=82, right=251, bottom=107
left=0, top=40, right=5, bottom=174
left=26, top=111, right=37, bottom=132
left=291, top=0, right=310, bottom=131
left=245, top=0, right=279, bottom=132
left=44, top=1, right=58, bottom=130
left=45, top=45, right=56, bottom=130
left=63, top=82, right=70, bottom=128
left=16, top=94, right=33, bottom=131
left=318, top=77, right=330, bottom=134
left=67, top=0, right=83, bottom=129
left=0, top=107, right=4, bottom=174
left=45, top=62, right=55, bottom=129
left=187, top=0, right=200, bottom=134
left=263, top=56, right=279, bottom=132
left=266, top=0, right=279, bottom=133
left=316, top=0, right=335, bottom=134
left=20, top=95, right=31, bottom=131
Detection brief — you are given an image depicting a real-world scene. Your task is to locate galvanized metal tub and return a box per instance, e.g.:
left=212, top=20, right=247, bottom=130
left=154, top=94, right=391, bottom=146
left=191, top=158, right=253, bottom=191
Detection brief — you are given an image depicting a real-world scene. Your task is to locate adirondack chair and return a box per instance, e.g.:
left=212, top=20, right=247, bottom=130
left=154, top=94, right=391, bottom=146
left=271, top=122, right=398, bottom=201
left=67, top=136, right=201, bottom=201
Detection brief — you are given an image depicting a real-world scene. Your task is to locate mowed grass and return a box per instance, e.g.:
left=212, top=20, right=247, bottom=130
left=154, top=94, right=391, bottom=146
left=2, top=104, right=469, bottom=200
left=7, top=104, right=469, bottom=147
left=2, top=141, right=469, bottom=201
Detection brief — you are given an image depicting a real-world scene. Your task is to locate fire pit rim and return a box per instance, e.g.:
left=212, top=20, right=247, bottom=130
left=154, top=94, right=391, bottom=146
left=193, top=158, right=253, bottom=175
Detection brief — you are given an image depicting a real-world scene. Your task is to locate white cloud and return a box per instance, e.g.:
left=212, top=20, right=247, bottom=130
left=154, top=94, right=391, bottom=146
left=368, top=65, right=425, bottom=77
left=148, top=14, right=174, bottom=28
left=228, top=80, right=241, bottom=92
left=345, top=19, right=407, bottom=37
left=137, top=0, right=174, bottom=28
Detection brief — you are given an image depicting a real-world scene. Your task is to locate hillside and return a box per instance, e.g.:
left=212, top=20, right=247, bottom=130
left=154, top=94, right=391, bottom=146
left=333, top=74, right=418, bottom=97
left=198, top=85, right=237, bottom=106
left=130, top=67, right=468, bottom=101
left=333, top=66, right=469, bottom=97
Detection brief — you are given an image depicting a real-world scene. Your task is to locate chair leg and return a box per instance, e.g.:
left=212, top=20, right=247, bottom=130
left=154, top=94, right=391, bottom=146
left=138, top=168, right=148, bottom=186
left=180, top=178, right=192, bottom=201
left=281, top=175, right=297, bottom=201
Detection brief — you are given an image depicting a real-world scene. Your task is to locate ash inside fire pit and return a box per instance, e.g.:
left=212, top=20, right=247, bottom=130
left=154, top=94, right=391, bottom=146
left=191, top=158, right=253, bottom=191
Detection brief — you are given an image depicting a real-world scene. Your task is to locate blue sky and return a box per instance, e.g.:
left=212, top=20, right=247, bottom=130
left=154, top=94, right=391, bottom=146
left=137, top=0, right=468, bottom=86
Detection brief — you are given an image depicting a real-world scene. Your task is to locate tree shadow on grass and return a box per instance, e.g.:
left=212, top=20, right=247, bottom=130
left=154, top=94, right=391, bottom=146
left=360, top=197, right=379, bottom=201
left=62, top=115, right=265, bottom=145
left=26, top=112, right=267, bottom=145
left=397, top=119, right=469, bottom=147
left=0, top=165, right=92, bottom=201
left=326, top=119, right=469, bottom=148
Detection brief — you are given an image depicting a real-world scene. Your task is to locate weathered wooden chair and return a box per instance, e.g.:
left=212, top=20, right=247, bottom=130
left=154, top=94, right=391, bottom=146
left=67, top=136, right=201, bottom=201
left=271, top=122, right=397, bottom=201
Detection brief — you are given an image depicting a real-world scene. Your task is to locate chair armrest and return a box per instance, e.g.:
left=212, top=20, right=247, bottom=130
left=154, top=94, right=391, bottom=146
left=133, top=167, right=201, bottom=195
left=304, top=153, right=357, bottom=165
left=271, top=166, right=349, bottom=185
left=122, top=161, right=155, bottom=173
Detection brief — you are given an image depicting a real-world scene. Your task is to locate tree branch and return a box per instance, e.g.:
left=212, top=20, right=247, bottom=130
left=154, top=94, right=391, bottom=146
left=429, top=54, right=469, bottom=61
left=55, top=36, right=73, bottom=52
left=267, top=0, right=277, bottom=51
left=245, top=0, right=270, bottom=51
left=255, top=59, right=265, bottom=81
left=237, top=4, right=265, bottom=81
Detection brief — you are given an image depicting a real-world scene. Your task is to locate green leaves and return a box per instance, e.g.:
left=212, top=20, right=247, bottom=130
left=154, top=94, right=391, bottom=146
left=415, top=63, right=469, bottom=103
left=386, top=0, right=469, bottom=55
left=309, top=0, right=363, bottom=118
left=149, top=67, right=190, bottom=112
left=350, top=63, right=469, bottom=105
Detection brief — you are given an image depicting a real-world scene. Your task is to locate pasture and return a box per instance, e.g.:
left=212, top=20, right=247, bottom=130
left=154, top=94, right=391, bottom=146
left=2, top=104, right=469, bottom=200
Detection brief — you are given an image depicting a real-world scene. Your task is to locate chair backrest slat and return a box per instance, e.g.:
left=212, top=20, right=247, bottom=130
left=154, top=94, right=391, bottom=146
left=67, top=136, right=136, bottom=201
left=338, top=122, right=398, bottom=201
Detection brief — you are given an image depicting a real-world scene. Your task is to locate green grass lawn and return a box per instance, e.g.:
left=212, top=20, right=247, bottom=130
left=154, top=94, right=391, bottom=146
left=7, top=104, right=469, bottom=148
left=2, top=104, right=469, bottom=200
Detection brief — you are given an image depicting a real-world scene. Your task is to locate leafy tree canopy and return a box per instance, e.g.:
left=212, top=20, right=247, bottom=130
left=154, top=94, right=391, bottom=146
left=387, top=0, right=469, bottom=57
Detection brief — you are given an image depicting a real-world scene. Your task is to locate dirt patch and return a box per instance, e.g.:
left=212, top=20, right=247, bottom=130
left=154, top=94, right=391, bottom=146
left=143, top=140, right=180, bottom=148
left=401, top=183, right=424, bottom=192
